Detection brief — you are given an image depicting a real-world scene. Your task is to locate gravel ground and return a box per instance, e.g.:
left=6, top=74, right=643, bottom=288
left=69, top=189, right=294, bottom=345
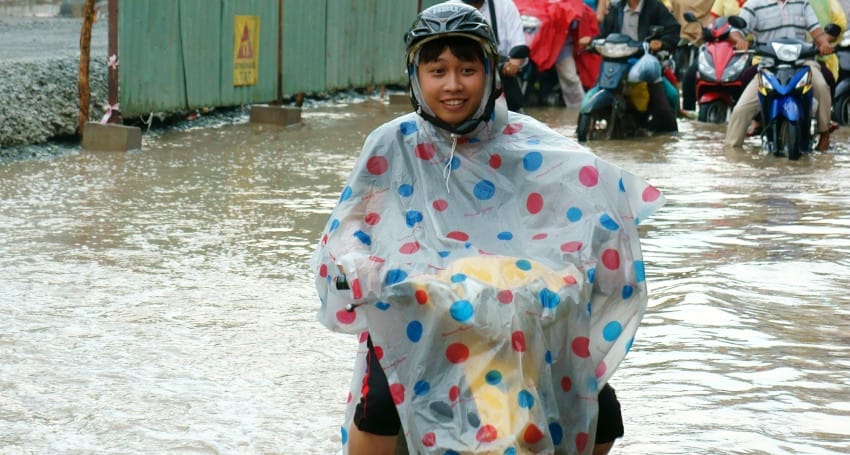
left=0, top=15, right=108, bottom=148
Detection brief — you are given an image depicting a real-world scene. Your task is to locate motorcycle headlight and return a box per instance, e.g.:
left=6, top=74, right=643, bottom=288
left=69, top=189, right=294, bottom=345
left=596, top=42, right=640, bottom=58
left=698, top=50, right=716, bottom=81
left=771, top=42, right=802, bottom=62
left=721, top=54, right=749, bottom=81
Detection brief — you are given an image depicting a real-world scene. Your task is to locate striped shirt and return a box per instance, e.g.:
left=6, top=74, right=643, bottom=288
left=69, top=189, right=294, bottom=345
left=738, top=0, right=820, bottom=45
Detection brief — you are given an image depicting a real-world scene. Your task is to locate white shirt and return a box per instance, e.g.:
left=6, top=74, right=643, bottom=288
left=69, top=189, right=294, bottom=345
left=448, top=0, right=526, bottom=56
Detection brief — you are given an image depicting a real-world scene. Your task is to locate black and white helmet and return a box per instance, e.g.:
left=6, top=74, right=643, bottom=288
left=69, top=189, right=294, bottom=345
left=404, top=3, right=501, bottom=135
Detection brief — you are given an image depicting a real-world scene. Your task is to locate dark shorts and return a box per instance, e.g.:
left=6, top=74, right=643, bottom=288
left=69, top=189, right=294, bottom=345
left=353, top=340, right=625, bottom=444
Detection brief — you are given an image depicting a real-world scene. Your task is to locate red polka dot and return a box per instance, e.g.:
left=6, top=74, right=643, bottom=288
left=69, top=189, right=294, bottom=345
left=446, top=231, right=469, bottom=242
left=523, top=423, right=545, bottom=444
left=366, top=156, right=389, bottom=175
left=351, top=278, right=363, bottom=299
left=369, top=255, right=385, bottom=264
left=373, top=345, right=384, bottom=360
left=489, top=154, right=502, bottom=168
left=390, top=383, right=405, bottom=404
left=571, top=337, right=590, bottom=358
left=449, top=385, right=460, bottom=402
left=643, top=185, right=661, bottom=202
left=359, top=332, right=369, bottom=343
left=399, top=242, right=420, bottom=254
left=319, top=264, right=328, bottom=278
left=532, top=233, right=548, bottom=240
left=576, top=432, right=589, bottom=452
left=336, top=309, right=356, bottom=325
left=511, top=331, right=527, bottom=352
left=595, top=361, right=607, bottom=378
left=526, top=192, right=544, bottom=214
left=563, top=275, right=577, bottom=285
left=364, top=212, right=381, bottom=225
left=446, top=343, right=470, bottom=363
left=415, top=289, right=428, bottom=304
left=321, top=234, right=328, bottom=244
left=579, top=165, right=599, bottom=187
left=422, top=432, right=436, bottom=447
left=432, top=199, right=448, bottom=211
left=601, top=249, right=620, bottom=270
left=503, top=123, right=523, bottom=135
left=497, top=290, right=513, bottom=303
left=560, top=241, right=583, bottom=253
left=476, top=424, right=498, bottom=443
left=560, top=376, right=572, bottom=392
left=346, top=392, right=352, bottom=404
left=415, top=143, right=436, bottom=160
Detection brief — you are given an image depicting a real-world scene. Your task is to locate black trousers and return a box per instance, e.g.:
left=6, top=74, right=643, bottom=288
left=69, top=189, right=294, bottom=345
left=501, top=72, right=524, bottom=112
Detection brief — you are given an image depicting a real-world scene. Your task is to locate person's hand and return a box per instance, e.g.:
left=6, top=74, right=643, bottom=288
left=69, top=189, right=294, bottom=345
left=501, top=60, right=521, bottom=77
left=649, top=39, right=663, bottom=53
left=817, top=40, right=834, bottom=56
left=578, top=36, right=592, bottom=49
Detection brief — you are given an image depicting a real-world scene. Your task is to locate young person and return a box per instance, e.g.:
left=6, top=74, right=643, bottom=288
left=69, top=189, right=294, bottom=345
left=312, top=3, right=665, bottom=454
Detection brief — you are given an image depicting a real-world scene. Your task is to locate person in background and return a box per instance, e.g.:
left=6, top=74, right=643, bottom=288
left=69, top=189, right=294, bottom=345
left=809, top=0, right=847, bottom=92
left=724, top=0, right=835, bottom=150
left=556, top=0, right=604, bottom=107
left=585, top=0, right=611, bottom=21
left=581, top=0, right=681, bottom=132
left=709, top=0, right=746, bottom=17
left=313, top=3, right=665, bottom=454
left=450, top=0, right=529, bottom=111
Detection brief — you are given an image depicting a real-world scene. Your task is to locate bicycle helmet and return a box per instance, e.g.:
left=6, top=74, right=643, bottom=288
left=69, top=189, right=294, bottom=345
left=404, top=3, right=501, bottom=135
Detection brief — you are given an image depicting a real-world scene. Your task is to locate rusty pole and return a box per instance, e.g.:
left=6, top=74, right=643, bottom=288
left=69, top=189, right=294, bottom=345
left=418, top=0, right=422, bottom=12
left=78, top=0, right=97, bottom=136
left=107, top=0, right=122, bottom=123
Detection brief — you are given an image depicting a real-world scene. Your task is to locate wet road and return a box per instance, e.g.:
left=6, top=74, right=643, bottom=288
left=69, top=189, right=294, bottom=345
left=1, top=99, right=849, bottom=453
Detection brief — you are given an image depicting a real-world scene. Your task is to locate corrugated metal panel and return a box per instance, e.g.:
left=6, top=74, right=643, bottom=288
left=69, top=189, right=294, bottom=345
left=371, top=2, right=417, bottom=85
left=179, top=0, right=223, bottom=109
left=281, top=0, right=327, bottom=94
left=326, top=0, right=376, bottom=90
left=219, top=0, right=278, bottom=105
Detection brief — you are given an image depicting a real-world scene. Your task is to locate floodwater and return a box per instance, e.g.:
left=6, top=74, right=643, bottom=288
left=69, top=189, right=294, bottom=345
left=1, top=98, right=849, bottom=454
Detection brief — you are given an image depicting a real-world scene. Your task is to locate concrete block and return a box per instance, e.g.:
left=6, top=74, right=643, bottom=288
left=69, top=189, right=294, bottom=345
left=81, top=122, right=142, bottom=151
left=388, top=93, right=409, bottom=105
left=249, top=105, right=301, bottom=126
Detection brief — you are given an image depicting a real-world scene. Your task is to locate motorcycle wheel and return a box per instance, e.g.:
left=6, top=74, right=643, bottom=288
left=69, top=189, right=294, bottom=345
left=576, top=109, right=615, bottom=142
left=833, top=95, right=850, bottom=126
left=697, top=101, right=728, bottom=124
left=776, top=120, right=801, bottom=160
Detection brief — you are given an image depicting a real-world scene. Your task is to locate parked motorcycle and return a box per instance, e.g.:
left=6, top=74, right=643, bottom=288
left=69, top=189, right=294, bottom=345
left=685, top=13, right=749, bottom=123
left=832, top=33, right=850, bottom=125
left=576, top=27, right=676, bottom=141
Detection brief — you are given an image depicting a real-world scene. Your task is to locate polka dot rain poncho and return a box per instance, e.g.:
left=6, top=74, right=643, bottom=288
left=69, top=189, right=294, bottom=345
left=312, top=100, right=665, bottom=454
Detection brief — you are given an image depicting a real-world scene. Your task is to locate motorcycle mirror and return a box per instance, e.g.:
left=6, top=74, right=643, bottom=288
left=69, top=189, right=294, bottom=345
left=509, top=45, right=530, bottom=59
left=648, top=25, right=664, bottom=38
left=824, top=23, right=841, bottom=38
left=727, top=16, right=746, bottom=29
left=683, top=12, right=698, bottom=23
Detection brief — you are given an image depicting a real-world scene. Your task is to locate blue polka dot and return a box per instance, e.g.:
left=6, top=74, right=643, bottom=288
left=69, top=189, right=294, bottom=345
left=549, top=422, right=564, bottom=445
left=545, top=350, right=553, bottom=364
left=626, top=336, right=635, bottom=353
left=398, top=184, right=414, bottom=197
left=375, top=301, right=390, bottom=311
left=464, top=242, right=472, bottom=249
left=400, top=121, right=418, bottom=135
left=353, top=230, right=371, bottom=246
left=587, top=268, right=596, bottom=284
left=619, top=178, right=626, bottom=192
left=567, top=207, right=583, bottom=222
left=450, top=300, right=474, bottom=322
left=523, top=151, right=543, bottom=171
left=515, top=259, right=532, bottom=271
left=540, top=288, right=560, bottom=309
left=634, top=261, right=646, bottom=282
left=497, top=231, right=513, bottom=240
left=485, top=370, right=502, bottom=385
left=622, top=285, right=634, bottom=299
left=438, top=251, right=451, bottom=258
left=600, top=214, right=620, bottom=230
left=414, top=380, right=430, bottom=395
left=473, top=180, right=496, bottom=200
left=341, top=426, right=348, bottom=444
left=407, top=321, right=423, bottom=342
left=468, top=137, right=481, bottom=144
left=329, top=219, right=340, bottom=232
left=405, top=210, right=423, bottom=227
left=527, top=138, right=541, bottom=145
left=588, top=377, right=598, bottom=392
left=385, top=269, right=408, bottom=285
left=603, top=321, right=623, bottom=341
left=504, top=449, right=517, bottom=455
left=517, top=390, right=535, bottom=409
left=339, top=186, right=352, bottom=202
left=450, top=273, right=467, bottom=283
left=447, top=155, right=460, bottom=170
left=446, top=451, right=460, bottom=455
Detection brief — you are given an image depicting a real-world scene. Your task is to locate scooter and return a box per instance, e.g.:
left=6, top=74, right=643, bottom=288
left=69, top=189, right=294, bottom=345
left=686, top=13, right=750, bottom=123
left=576, top=26, right=675, bottom=142
left=832, top=33, right=850, bottom=125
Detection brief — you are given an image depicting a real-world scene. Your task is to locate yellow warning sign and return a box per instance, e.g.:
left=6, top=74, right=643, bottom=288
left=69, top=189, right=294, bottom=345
left=233, top=15, right=259, bottom=86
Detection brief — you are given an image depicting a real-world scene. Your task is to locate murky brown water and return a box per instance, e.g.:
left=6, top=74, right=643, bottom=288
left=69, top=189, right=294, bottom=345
left=1, top=99, right=849, bottom=454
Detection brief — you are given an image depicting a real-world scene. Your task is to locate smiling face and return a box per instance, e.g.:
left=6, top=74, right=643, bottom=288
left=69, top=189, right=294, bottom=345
left=416, top=41, right=487, bottom=128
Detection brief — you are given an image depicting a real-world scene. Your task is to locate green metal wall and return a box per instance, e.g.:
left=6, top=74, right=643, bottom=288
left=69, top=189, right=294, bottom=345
left=119, top=0, right=434, bottom=117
